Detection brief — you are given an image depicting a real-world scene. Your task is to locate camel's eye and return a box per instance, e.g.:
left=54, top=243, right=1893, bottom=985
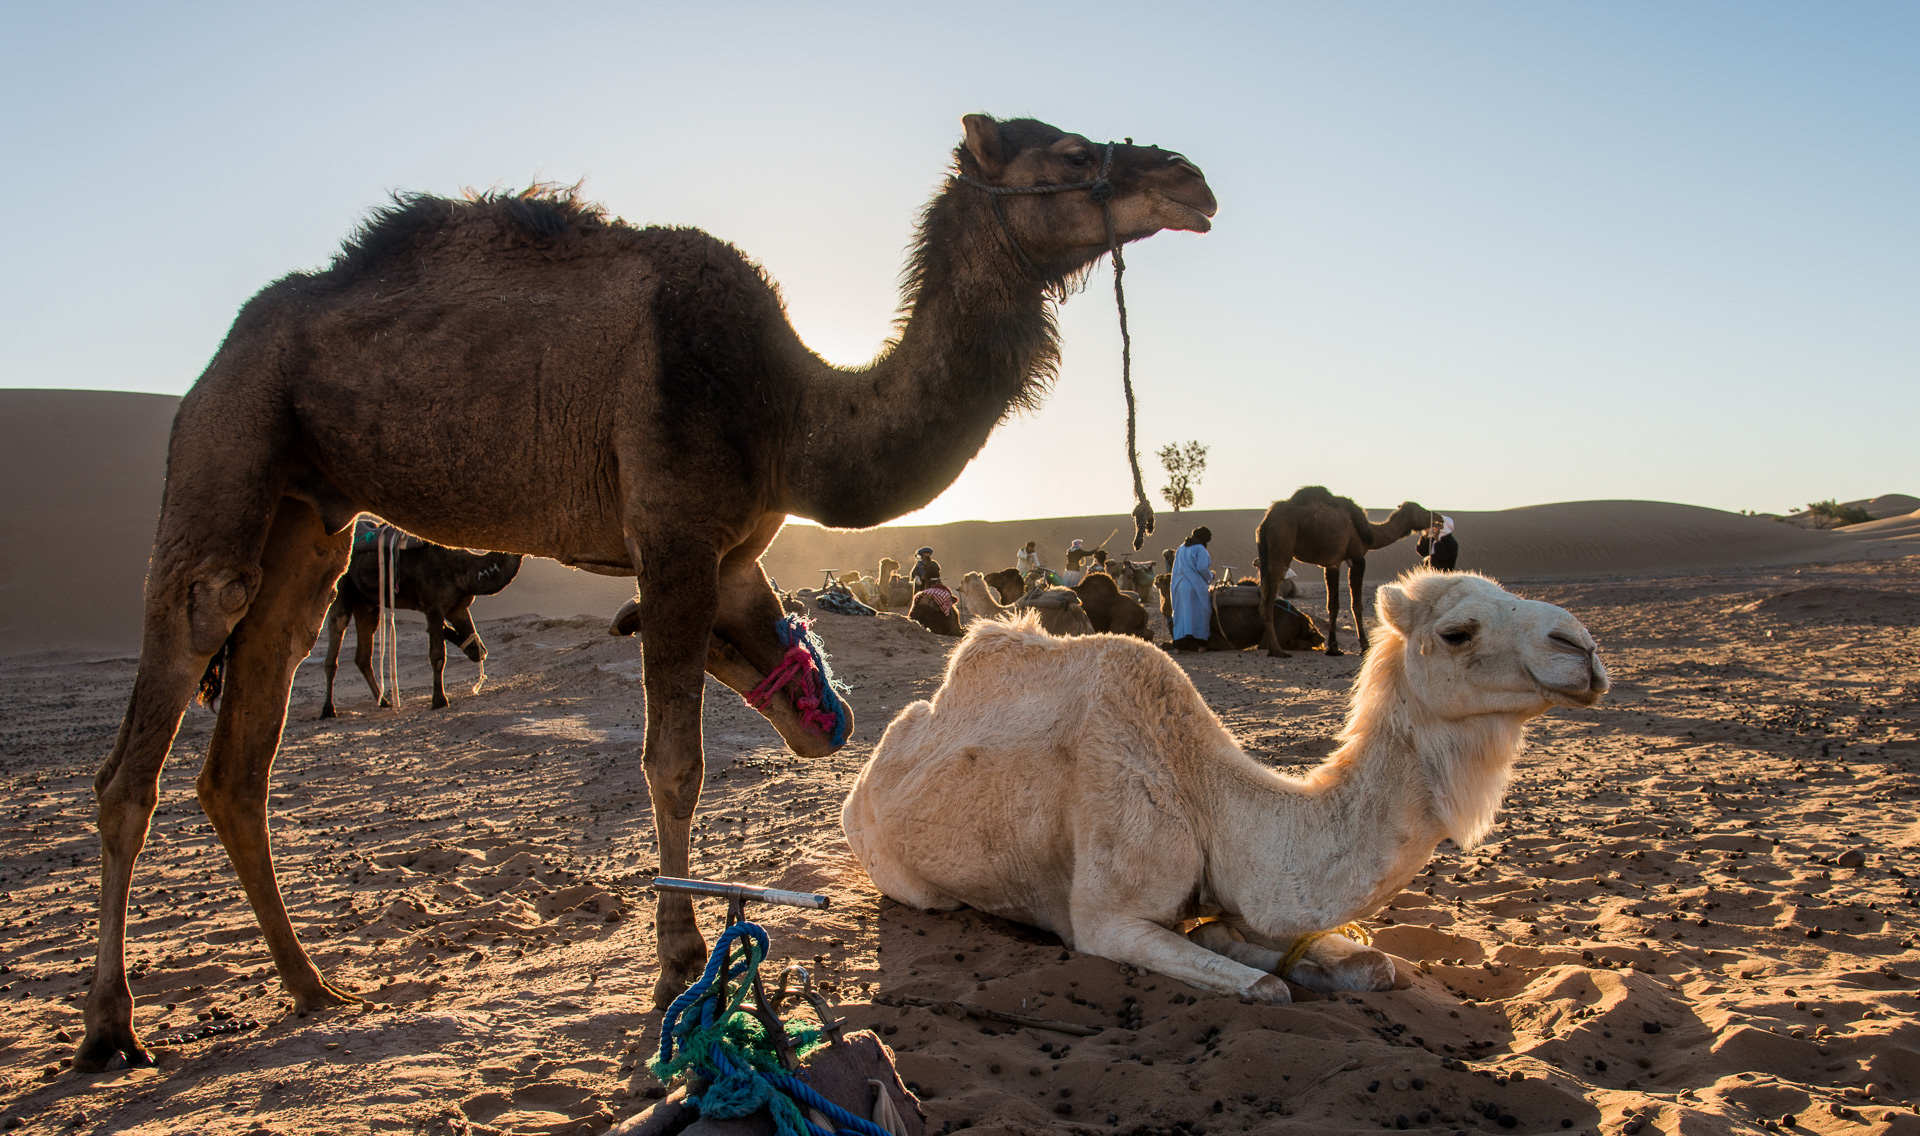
left=1440, top=627, right=1474, bottom=646
left=1065, top=151, right=1092, bottom=168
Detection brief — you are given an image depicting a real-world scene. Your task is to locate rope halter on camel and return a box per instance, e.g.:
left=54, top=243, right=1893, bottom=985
left=956, top=141, right=1156, bottom=551
left=744, top=615, right=853, bottom=747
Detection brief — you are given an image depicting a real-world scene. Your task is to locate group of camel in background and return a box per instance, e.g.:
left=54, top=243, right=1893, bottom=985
left=808, top=483, right=1436, bottom=658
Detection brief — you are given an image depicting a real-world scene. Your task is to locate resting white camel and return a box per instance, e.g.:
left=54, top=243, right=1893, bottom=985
left=956, top=571, right=1094, bottom=636
left=843, top=569, right=1608, bottom=1001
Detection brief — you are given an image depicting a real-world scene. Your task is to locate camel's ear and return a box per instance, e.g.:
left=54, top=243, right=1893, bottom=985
left=1375, top=582, right=1416, bottom=635
left=962, top=113, right=1007, bottom=176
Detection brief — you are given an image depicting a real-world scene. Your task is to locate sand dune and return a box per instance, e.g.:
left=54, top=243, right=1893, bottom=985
left=4, top=388, right=1914, bottom=657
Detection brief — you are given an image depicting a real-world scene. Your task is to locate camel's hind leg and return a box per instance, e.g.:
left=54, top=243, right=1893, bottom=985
left=79, top=415, right=288, bottom=1071
left=1257, top=544, right=1291, bottom=657
left=195, top=497, right=355, bottom=1013
left=351, top=605, right=385, bottom=706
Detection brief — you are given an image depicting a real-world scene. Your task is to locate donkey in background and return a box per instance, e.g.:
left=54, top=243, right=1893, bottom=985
left=321, top=524, right=523, bottom=715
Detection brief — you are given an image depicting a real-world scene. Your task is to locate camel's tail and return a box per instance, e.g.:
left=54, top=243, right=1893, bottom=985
left=196, top=635, right=233, bottom=708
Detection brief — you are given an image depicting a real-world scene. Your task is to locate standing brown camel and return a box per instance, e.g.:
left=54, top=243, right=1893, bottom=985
left=77, top=113, right=1214, bottom=1070
left=320, top=525, right=522, bottom=715
left=1255, top=486, right=1430, bottom=657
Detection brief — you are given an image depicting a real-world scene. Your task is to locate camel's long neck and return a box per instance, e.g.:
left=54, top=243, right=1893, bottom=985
left=1365, top=516, right=1414, bottom=551
left=783, top=185, right=1069, bottom=529
left=1205, top=640, right=1524, bottom=936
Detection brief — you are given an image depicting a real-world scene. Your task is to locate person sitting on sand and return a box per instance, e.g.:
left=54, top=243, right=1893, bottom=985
left=1417, top=515, right=1459, bottom=571
left=910, top=546, right=941, bottom=589
left=1169, top=527, right=1214, bottom=652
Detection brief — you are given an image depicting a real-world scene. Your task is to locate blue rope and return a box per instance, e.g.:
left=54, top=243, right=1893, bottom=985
left=776, top=616, right=853, bottom=747
left=653, top=922, right=895, bottom=1136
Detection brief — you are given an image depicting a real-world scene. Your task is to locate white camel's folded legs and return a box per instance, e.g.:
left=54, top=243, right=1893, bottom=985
left=1076, top=915, right=1292, bottom=1002
left=1192, top=921, right=1396, bottom=992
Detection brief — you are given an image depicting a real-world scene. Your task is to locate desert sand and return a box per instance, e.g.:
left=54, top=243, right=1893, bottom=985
left=3, top=547, right=1919, bottom=1135
left=4, top=387, right=1920, bottom=1135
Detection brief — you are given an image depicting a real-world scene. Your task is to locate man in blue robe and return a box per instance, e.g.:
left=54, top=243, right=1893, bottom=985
left=1170, top=526, right=1214, bottom=652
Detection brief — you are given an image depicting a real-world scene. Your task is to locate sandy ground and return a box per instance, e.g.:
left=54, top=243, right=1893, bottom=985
left=3, top=555, right=1920, bottom=1136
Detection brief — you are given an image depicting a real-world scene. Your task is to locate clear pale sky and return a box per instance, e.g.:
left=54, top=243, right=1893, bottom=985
left=4, top=2, right=1914, bottom=524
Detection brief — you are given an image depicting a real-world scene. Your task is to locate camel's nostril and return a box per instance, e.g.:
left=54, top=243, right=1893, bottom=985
left=1549, top=632, right=1588, bottom=655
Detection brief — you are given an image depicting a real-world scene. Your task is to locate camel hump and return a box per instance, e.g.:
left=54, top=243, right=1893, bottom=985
left=329, top=187, right=608, bottom=287
left=1284, top=485, right=1339, bottom=507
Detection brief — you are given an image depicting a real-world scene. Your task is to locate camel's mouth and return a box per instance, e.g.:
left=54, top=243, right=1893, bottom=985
left=706, top=629, right=849, bottom=759
left=1533, top=672, right=1608, bottom=708
left=1152, top=189, right=1216, bottom=233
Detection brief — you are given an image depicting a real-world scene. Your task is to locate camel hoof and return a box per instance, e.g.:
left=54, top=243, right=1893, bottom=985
left=292, top=977, right=361, bottom=1014
left=319, top=705, right=335, bottom=719
left=72, top=1030, right=151, bottom=1074
left=651, top=971, right=693, bottom=1012
left=1266, top=649, right=1291, bottom=658
left=1324, top=647, right=1344, bottom=657
left=1248, top=974, right=1293, bottom=1004
left=377, top=698, right=392, bottom=708
left=431, top=697, right=449, bottom=710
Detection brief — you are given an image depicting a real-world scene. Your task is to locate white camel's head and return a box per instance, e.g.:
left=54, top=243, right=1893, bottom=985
left=1346, top=570, right=1607, bottom=848
left=1371, top=569, right=1608, bottom=719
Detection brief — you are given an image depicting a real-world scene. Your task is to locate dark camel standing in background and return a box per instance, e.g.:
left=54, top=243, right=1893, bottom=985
left=1254, top=486, right=1430, bottom=657
left=78, top=113, right=1215, bottom=1070
left=320, top=528, right=522, bottom=716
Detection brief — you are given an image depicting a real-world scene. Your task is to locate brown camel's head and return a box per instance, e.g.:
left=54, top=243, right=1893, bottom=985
left=1388, top=502, right=1434, bottom=533
left=957, top=114, right=1217, bottom=278
left=462, top=551, right=523, bottom=597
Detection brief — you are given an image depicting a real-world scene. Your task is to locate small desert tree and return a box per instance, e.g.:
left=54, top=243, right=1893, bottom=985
left=1157, top=440, right=1209, bottom=513
left=1802, top=499, right=1871, bottom=529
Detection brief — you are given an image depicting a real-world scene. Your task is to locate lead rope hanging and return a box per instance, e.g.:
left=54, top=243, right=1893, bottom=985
left=959, top=141, right=1156, bottom=550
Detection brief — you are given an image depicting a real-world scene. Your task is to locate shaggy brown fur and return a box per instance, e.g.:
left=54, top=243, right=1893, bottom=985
left=77, top=115, right=1212, bottom=1070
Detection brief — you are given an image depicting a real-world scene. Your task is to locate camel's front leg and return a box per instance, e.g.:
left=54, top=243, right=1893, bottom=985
left=1189, top=922, right=1394, bottom=992
left=1074, top=915, right=1291, bottom=1002
left=1348, top=557, right=1371, bottom=654
left=1322, top=564, right=1344, bottom=656
left=633, top=535, right=721, bottom=1008
left=445, top=601, right=484, bottom=663
left=423, top=607, right=450, bottom=709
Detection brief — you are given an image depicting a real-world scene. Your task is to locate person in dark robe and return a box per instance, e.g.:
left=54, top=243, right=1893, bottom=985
left=1417, top=515, right=1459, bottom=571
left=910, top=546, right=942, bottom=588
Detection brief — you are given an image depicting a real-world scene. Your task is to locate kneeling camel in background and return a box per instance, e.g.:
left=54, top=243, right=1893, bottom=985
left=845, top=570, right=1607, bottom=1000
left=321, top=527, right=522, bottom=716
